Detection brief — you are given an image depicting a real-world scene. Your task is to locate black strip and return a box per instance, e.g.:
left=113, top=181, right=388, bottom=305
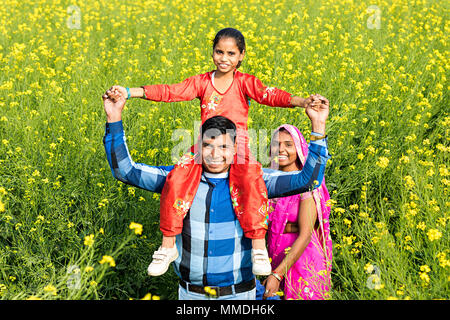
left=109, top=133, right=128, bottom=184
left=202, top=180, right=214, bottom=286
left=110, top=135, right=119, bottom=172
left=179, top=210, right=191, bottom=282
left=180, top=278, right=255, bottom=297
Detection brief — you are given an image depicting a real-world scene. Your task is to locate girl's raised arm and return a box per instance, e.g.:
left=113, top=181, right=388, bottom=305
left=242, top=73, right=310, bottom=108
left=108, top=74, right=203, bottom=104
left=141, top=74, right=203, bottom=103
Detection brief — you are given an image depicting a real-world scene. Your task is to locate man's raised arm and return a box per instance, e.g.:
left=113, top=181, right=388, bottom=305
left=102, top=90, right=172, bottom=193
left=264, top=94, right=331, bottom=198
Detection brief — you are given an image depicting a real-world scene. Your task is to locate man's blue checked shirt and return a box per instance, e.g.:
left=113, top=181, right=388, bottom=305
left=103, top=121, right=331, bottom=287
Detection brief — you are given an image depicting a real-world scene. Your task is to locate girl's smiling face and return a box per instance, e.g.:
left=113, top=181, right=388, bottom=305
left=212, top=37, right=245, bottom=74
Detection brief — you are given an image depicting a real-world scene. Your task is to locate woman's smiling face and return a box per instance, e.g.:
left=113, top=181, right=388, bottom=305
left=271, top=129, right=301, bottom=171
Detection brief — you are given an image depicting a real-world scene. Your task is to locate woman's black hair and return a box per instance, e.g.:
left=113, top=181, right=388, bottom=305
left=212, top=28, right=246, bottom=68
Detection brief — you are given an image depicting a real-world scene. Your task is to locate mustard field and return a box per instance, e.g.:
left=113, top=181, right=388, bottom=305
left=0, top=0, right=448, bottom=299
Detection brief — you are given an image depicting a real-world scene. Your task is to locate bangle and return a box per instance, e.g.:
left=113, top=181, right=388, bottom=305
left=270, top=271, right=283, bottom=282
left=310, top=134, right=327, bottom=141
left=126, top=87, right=131, bottom=99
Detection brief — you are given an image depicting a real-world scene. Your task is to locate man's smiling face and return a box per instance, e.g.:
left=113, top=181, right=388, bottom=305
left=201, top=131, right=236, bottom=174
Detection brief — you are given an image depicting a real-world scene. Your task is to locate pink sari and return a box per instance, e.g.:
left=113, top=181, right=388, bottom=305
left=267, top=125, right=332, bottom=300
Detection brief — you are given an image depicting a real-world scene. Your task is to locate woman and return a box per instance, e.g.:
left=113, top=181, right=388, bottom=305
left=263, top=124, right=333, bottom=300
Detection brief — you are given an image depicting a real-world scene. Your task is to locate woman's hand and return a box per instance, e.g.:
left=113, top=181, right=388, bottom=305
left=262, top=275, right=281, bottom=299
left=106, top=85, right=128, bottom=101
left=305, top=94, right=329, bottom=134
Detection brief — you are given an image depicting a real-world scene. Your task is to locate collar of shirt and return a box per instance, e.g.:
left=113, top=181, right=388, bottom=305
left=203, top=171, right=229, bottom=179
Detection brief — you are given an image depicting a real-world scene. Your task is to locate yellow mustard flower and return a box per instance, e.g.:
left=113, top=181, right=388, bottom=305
left=99, top=255, right=116, bottom=267
left=43, top=284, right=57, bottom=296
left=84, top=234, right=95, bottom=247
left=129, top=222, right=143, bottom=235
left=427, top=229, right=442, bottom=241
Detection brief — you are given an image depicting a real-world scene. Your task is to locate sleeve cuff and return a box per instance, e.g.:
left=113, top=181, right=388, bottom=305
left=309, top=135, right=328, bottom=148
left=105, top=120, right=124, bottom=135
left=140, top=86, right=148, bottom=99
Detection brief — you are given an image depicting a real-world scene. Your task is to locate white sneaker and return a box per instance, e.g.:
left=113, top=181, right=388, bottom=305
left=251, top=248, right=271, bottom=276
left=147, top=246, right=179, bottom=276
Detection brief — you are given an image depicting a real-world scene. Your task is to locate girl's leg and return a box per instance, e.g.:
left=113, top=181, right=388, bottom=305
left=159, top=150, right=202, bottom=237
left=162, top=235, right=176, bottom=248
left=252, top=238, right=266, bottom=250
left=230, top=139, right=271, bottom=275
left=149, top=149, right=202, bottom=276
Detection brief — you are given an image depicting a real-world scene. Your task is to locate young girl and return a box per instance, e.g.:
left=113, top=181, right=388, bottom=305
left=106, top=28, right=324, bottom=277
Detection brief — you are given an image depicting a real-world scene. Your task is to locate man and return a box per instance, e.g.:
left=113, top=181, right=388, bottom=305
left=102, top=91, right=330, bottom=300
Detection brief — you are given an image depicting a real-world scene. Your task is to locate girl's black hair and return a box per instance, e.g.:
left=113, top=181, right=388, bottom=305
left=212, top=28, right=246, bottom=68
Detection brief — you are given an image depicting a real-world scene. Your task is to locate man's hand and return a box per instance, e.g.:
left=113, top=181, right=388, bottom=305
left=102, top=87, right=126, bottom=123
left=305, top=94, right=329, bottom=134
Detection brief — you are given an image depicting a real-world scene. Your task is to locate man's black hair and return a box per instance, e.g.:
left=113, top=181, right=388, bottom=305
left=201, top=116, right=237, bottom=142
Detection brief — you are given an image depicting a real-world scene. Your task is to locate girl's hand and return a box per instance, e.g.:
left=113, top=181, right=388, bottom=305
left=301, top=95, right=314, bottom=108
left=262, top=275, right=281, bottom=299
left=106, top=85, right=128, bottom=102
left=304, top=94, right=328, bottom=109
